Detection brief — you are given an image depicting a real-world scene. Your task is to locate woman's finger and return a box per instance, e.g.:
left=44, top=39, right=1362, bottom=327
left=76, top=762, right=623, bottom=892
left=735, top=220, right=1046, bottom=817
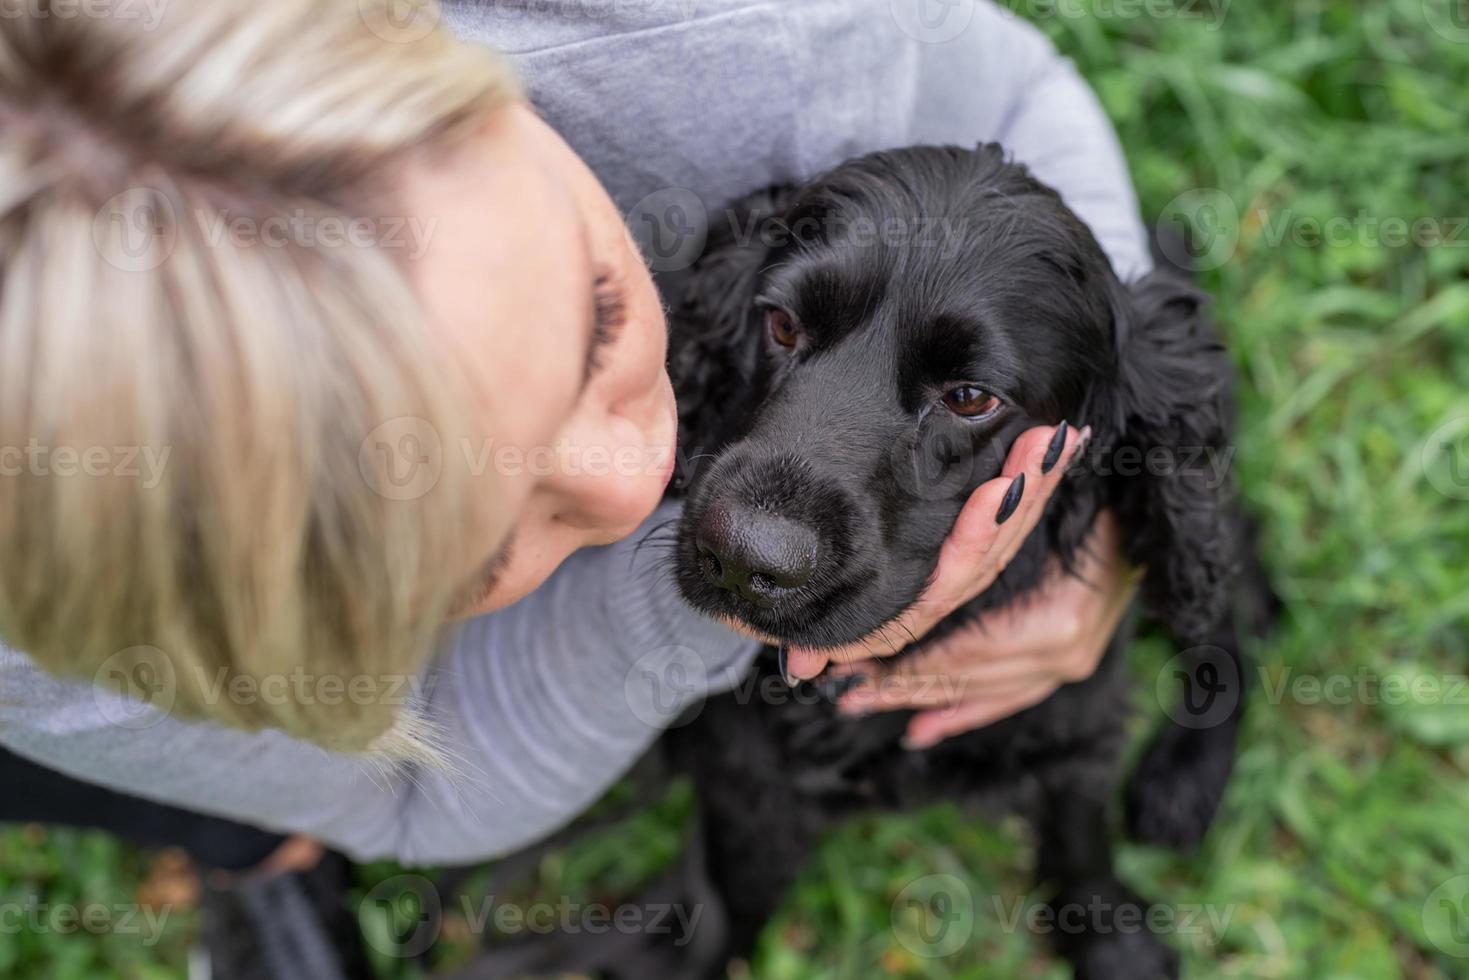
left=901, top=680, right=1061, bottom=750
left=784, top=424, right=1087, bottom=680
left=838, top=659, right=1051, bottom=712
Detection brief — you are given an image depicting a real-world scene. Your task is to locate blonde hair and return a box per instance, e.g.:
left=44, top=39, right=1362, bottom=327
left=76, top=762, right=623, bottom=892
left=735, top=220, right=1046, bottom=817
left=0, top=0, right=520, bottom=755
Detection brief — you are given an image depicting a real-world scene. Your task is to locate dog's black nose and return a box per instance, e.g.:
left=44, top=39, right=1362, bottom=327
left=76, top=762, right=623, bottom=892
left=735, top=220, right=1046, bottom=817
left=695, top=500, right=818, bottom=606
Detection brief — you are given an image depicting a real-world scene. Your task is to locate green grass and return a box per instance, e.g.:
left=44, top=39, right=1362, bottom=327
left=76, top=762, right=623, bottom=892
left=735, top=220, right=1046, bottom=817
left=4, top=1, right=1468, bottom=977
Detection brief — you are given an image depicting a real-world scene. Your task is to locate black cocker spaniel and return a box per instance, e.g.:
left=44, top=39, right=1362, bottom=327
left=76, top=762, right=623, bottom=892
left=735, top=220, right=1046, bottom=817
left=646, top=144, right=1273, bottom=980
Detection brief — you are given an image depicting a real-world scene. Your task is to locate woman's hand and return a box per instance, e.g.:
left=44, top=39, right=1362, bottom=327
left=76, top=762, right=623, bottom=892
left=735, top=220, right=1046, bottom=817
left=783, top=424, right=1140, bottom=748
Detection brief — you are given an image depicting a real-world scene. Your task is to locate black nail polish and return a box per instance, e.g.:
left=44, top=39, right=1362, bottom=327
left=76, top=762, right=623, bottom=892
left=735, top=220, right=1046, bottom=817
left=1041, top=421, right=1069, bottom=474
left=995, top=473, right=1025, bottom=525
left=778, top=646, right=796, bottom=687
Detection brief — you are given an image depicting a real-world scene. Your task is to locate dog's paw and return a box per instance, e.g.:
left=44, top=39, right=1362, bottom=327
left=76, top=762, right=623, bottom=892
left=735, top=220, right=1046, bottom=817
left=1071, top=927, right=1180, bottom=980
left=1125, top=720, right=1236, bottom=849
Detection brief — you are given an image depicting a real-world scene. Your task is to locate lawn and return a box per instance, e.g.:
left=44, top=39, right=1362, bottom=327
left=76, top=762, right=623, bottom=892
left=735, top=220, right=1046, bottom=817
left=4, top=1, right=1468, bottom=977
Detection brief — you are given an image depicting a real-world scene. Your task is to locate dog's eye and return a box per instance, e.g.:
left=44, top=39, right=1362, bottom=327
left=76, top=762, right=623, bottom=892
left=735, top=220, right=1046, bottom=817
left=765, top=309, right=800, bottom=349
left=941, top=385, right=1001, bottom=419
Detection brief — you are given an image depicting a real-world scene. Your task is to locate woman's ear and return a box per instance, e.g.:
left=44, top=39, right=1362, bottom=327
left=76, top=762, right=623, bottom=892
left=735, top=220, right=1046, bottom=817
left=1098, top=269, right=1239, bottom=641
left=666, top=184, right=794, bottom=473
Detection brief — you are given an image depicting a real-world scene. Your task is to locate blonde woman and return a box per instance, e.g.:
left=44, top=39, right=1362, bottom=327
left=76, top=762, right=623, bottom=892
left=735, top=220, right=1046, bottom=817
left=0, top=0, right=1144, bottom=965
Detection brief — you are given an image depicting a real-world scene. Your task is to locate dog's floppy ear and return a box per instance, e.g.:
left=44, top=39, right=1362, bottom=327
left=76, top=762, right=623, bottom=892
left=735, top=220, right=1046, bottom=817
left=667, top=184, right=795, bottom=466
left=1094, top=269, right=1238, bottom=641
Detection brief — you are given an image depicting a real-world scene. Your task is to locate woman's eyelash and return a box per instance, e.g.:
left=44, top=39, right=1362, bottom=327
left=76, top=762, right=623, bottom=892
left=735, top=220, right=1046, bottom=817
left=587, top=273, right=627, bottom=377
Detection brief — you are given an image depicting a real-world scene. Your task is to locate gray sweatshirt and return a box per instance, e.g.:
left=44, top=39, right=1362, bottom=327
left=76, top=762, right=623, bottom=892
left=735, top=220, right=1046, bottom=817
left=0, top=0, right=1149, bottom=865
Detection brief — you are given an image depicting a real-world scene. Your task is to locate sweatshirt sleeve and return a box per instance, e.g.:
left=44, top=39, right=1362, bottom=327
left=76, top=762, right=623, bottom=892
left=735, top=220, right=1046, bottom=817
left=0, top=503, right=757, bottom=866
left=904, top=3, right=1153, bottom=282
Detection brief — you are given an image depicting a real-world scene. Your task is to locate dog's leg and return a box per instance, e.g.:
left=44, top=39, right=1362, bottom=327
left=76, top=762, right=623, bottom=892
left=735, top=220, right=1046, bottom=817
left=1125, top=509, right=1279, bottom=848
left=1036, top=766, right=1180, bottom=980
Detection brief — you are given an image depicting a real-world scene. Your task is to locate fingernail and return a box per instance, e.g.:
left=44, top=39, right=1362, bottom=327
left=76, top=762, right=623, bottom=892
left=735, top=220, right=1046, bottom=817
left=1041, top=421, right=1069, bottom=474
left=901, top=734, right=937, bottom=751
left=1066, top=426, right=1093, bottom=477
left=1075, top=426, right=1092, bottom=457
left=995, top=472, right=1025, bottom=525
left=778, top=646, right=795, bottom=687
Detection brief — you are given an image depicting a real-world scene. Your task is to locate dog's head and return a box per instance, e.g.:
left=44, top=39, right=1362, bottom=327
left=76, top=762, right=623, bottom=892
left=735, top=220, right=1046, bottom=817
left=669, top=145, right=1234, bottom=647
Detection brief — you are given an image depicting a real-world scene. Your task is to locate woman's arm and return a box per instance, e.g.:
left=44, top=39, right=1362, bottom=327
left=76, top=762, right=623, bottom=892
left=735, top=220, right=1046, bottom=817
left=900, top=3, right=1152, bottom=280
left=0, top=503, right=756, bottom=866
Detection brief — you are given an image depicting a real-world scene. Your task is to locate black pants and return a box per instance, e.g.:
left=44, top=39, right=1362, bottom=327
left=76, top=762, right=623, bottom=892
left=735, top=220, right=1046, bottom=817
left=0, top=746, right=286, bottom=871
